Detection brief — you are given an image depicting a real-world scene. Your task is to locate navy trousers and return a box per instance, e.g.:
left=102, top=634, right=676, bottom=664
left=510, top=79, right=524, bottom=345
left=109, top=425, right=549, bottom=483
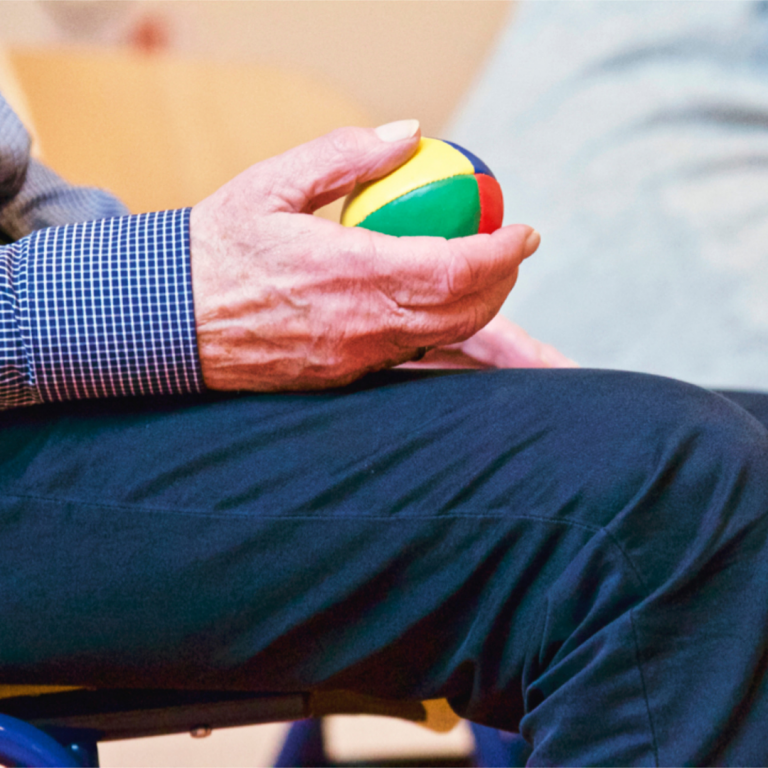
left=1, top=368, right=767, bottom=766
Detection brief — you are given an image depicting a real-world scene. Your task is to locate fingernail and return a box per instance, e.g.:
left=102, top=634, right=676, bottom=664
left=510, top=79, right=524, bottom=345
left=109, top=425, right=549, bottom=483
left=375, top=119, right=420, bottom=143
left=523, top=229, right=541, bottom=258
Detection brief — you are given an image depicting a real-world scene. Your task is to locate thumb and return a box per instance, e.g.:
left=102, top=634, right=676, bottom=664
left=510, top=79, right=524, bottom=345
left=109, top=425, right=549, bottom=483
left=249, top=120, right=421, bottom=214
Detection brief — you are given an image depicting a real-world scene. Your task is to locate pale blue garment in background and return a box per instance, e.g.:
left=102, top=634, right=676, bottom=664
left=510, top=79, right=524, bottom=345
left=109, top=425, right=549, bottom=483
left=449, top=0, right=768, bottom=389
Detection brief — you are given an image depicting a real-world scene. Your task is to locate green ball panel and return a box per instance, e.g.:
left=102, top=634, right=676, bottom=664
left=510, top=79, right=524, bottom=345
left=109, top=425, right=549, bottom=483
left=356, top=175, right=480, bottom=239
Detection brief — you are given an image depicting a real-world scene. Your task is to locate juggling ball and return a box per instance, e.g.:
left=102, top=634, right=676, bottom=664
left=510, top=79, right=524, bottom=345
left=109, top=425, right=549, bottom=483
left=341, top=137, right=504, bottom=239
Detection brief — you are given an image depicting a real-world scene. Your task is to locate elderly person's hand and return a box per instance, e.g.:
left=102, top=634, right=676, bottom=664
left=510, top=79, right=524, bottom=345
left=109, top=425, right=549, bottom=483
left=190, top=120, right=543, bottom=392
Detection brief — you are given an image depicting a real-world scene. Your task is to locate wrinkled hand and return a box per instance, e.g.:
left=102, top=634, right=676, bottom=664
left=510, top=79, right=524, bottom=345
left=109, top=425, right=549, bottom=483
left=190, top=121, right=541, bottom=392
left=403, top=314, right=579, bottom=370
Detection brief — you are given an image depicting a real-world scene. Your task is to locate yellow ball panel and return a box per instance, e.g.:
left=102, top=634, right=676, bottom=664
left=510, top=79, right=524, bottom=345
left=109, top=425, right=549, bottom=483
left=341, top=138, right=474, bottom=227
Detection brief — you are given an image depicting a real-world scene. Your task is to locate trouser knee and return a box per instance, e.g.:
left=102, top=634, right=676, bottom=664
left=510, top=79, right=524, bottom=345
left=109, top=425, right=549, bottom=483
left=585, top=372, right=768, bottom=595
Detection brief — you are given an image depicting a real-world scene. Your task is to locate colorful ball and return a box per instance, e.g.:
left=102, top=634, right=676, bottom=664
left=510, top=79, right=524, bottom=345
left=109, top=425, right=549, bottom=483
left=340, top=138, right=504, bottom=239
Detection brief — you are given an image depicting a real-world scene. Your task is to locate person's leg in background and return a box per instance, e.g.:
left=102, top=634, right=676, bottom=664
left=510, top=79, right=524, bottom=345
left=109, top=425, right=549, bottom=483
left=1, top=367, right=768, bottom=765
left=719, top=390, right=768, bottom=430
left=470, top=721, right=532, bottom=767
left=449, top=0, right=768, bottom=392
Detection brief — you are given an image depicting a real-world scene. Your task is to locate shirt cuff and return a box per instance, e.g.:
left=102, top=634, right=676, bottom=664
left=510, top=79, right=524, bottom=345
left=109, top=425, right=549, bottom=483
left=16, top=208, right=205, bottom=404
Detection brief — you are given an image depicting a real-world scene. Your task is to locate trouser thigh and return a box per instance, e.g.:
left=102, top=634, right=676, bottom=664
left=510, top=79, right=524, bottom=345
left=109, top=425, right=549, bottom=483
left=1, top=370, right=767, bottom=765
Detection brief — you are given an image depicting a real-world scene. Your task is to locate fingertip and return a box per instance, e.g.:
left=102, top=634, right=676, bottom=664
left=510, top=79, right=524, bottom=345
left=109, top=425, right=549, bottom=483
left=488, top=223, right=535, bottom=246
left=541, top=345, right=580, bottom=369
left=374, top=119, right=421, bottom=143
left=523, top=229, right=541, bottom=258
left=485, top=224, right=540, bottom=268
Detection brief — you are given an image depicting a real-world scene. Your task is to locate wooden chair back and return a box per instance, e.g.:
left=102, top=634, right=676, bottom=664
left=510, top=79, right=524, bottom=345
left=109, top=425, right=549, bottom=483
left=5, top=46, right=373, bottom=218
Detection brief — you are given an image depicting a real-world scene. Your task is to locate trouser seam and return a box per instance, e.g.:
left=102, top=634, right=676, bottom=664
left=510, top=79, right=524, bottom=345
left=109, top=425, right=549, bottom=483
left=601, top=524, right=660, bottom=766
left=630, top=607, right=660, bottom=768
left=1, top=491, right=610, bottom=527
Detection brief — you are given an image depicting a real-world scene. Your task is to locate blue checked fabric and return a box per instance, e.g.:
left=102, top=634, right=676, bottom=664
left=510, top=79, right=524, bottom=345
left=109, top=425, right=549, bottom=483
left=0, top=93, right=204, bottom=407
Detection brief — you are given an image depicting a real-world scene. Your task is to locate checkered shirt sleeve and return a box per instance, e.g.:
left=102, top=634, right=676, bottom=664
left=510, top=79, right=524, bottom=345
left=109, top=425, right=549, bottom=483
left=0, top=208, right=205, bottom=408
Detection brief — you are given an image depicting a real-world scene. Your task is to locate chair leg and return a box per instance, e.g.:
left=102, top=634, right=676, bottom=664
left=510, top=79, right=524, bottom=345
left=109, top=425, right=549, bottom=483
left=58, top=739, right=100, bottom=768
left=273, top=718, right=331, bottom=768
left=0, top=714, right=88, bottom=767
left=470, top=723, right=531, bottom=768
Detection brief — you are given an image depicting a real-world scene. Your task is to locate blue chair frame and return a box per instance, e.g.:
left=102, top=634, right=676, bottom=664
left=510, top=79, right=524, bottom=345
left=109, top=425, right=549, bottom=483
left=0, top=687, right=530, bottom=767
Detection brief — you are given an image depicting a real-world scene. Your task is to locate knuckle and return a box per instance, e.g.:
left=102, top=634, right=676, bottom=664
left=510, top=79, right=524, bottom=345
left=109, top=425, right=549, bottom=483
left=323, top=127, right=369, bottom=167
left=444, top=251, right=479, bottom=299
left=312, top=127, right=372, bottom=191
left=457, top=307, right=486, bottom=341
left=325, top=126, right=364, bottom=152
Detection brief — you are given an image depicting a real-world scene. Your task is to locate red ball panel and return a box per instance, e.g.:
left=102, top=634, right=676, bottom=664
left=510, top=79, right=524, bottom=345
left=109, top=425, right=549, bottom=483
left=476, top=173, right=504, bottom=234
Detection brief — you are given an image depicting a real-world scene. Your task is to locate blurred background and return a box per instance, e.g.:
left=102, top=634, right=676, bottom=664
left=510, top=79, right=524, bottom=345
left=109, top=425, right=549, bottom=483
left=0, top=1, right=512, bottom=215
left=0, top=0, right=512, bottom=135
left=0, top=1, right=513, bottom=765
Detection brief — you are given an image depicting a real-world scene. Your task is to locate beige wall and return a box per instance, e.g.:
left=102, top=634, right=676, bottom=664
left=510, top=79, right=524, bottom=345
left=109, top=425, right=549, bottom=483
left=0, top=0, right=513, bottom=136
left=166, top=0, right=513, bottom=135
left=6, top=47, right=376, bottom=213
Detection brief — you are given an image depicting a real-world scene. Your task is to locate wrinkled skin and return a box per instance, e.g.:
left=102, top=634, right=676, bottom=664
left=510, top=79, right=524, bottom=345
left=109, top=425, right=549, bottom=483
left=190, top=124, right=574, bottom=392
